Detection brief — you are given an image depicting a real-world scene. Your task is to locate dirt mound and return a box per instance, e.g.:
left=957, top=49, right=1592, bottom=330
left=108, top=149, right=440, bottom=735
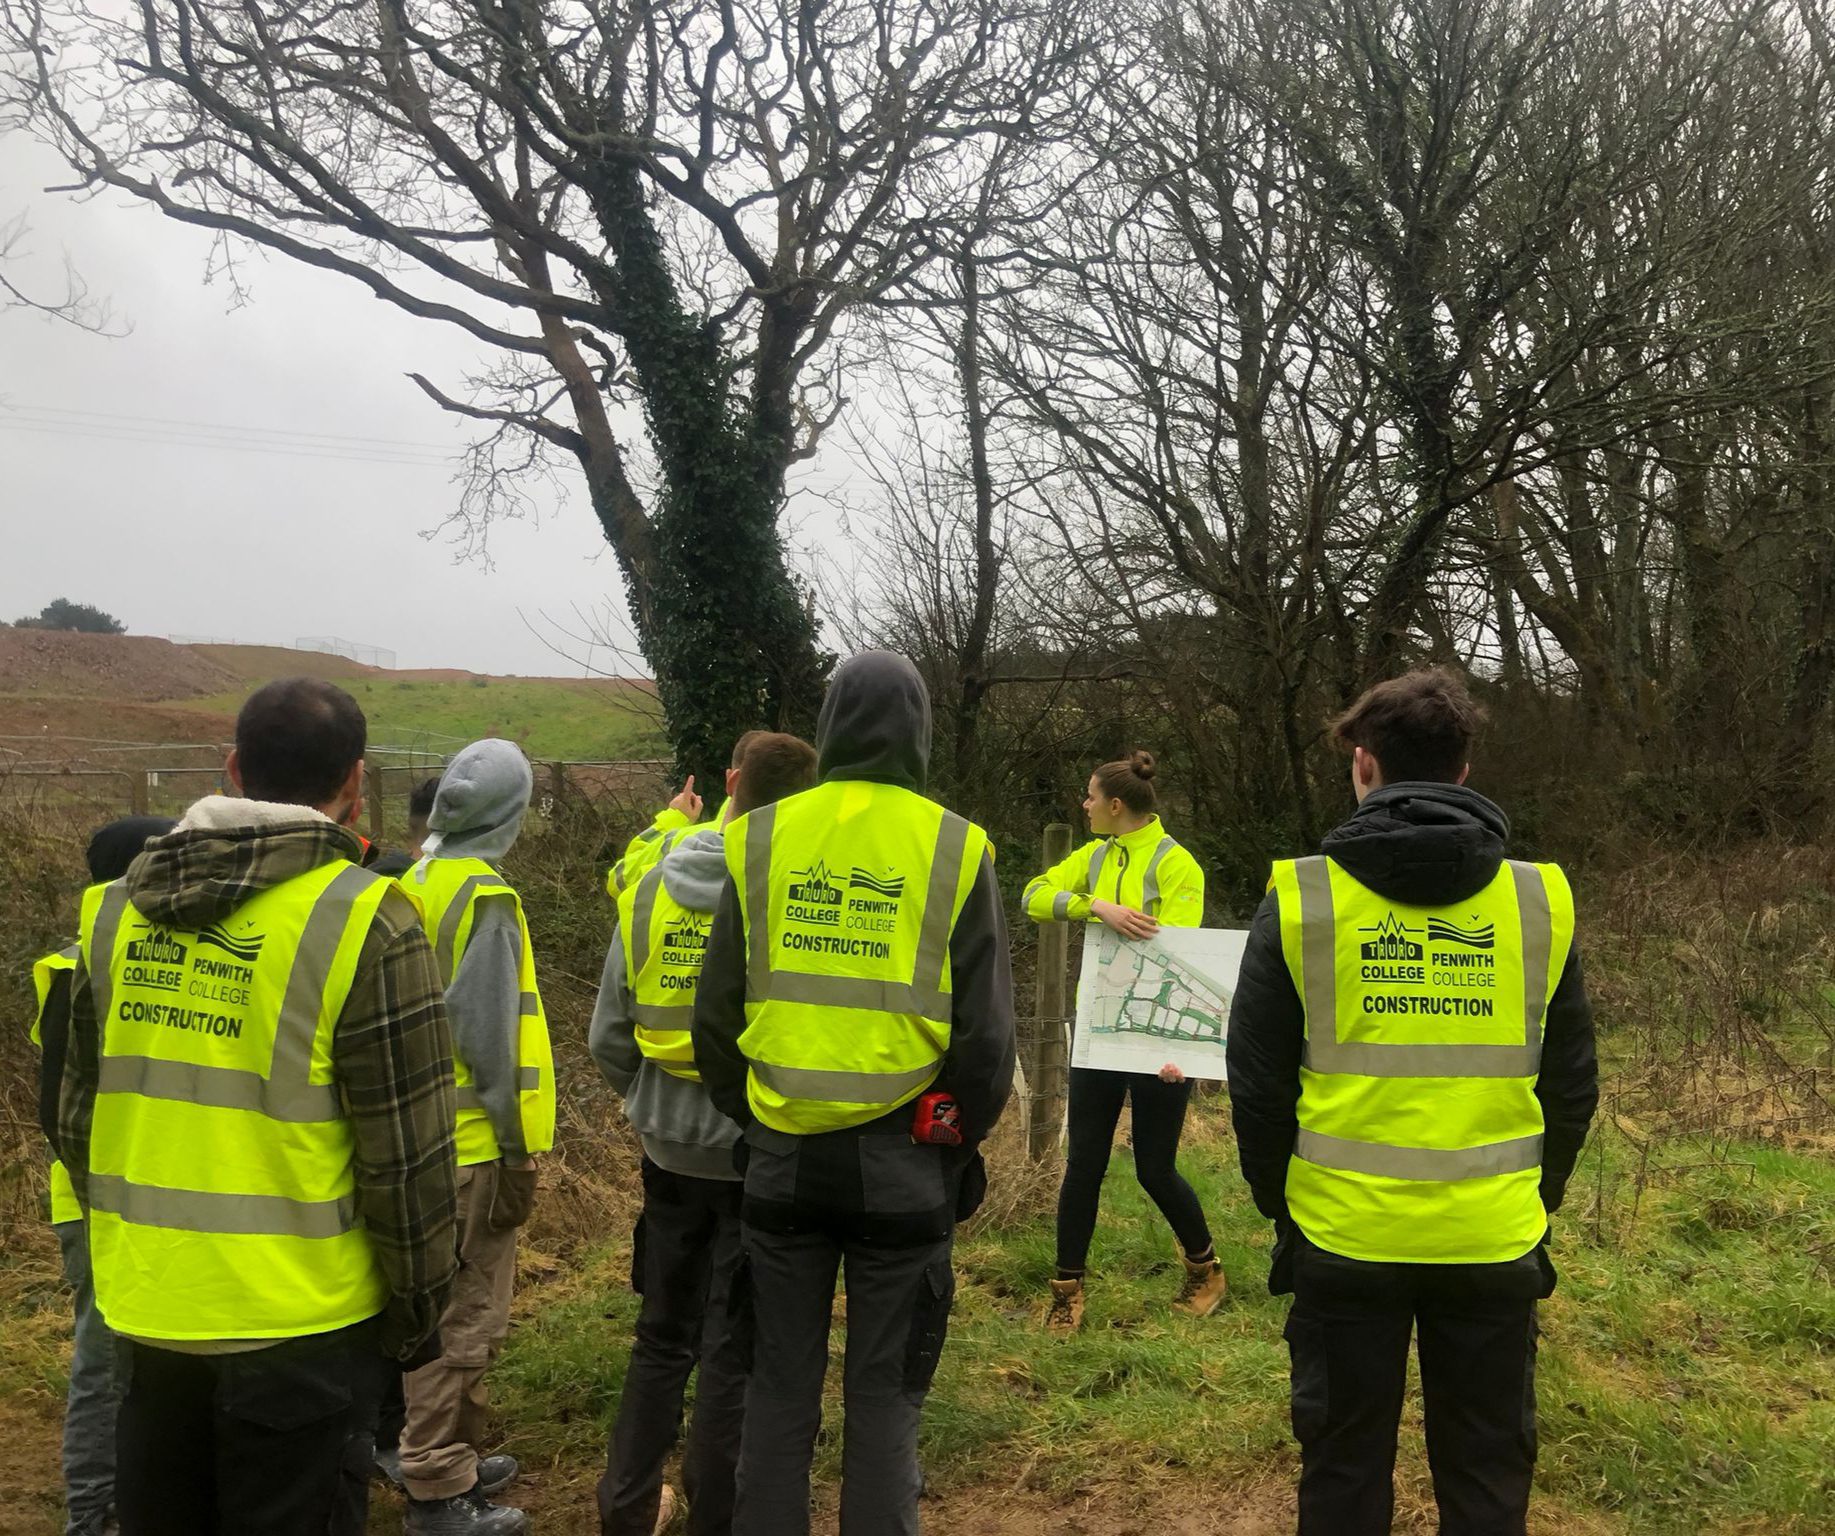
left=0, top=628, right=241, bottom=701
left=191, top=644, right=378, bottom=683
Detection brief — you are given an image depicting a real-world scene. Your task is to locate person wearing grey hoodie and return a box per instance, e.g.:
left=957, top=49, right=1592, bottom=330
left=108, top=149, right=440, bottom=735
left=694, top=652, right=1017, bottom=1536
left=590, top=731, right=819, bottom=1536
left=395, top=740, right=552, bottom=1536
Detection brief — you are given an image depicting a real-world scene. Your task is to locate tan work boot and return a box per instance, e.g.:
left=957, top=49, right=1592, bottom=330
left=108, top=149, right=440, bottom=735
left=1173, top=1253, right=1228, bottom=1317
left=654, top=1485, right=678, bottom=1534
left=1044, top=1277, right=1085, bottom=1334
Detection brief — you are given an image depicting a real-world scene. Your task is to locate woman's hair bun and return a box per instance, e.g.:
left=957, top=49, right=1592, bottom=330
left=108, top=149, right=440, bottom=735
left=1128, top=749, right=1157, bottom=781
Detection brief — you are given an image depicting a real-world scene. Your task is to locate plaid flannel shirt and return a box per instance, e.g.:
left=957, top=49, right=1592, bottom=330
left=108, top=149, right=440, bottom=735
left=58, top=808, right=459, bottom=1358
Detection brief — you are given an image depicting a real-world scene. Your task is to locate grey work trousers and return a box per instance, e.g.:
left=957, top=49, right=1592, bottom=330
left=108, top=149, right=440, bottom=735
left=56, top=1218, right=119, bottom=1536
left=732, top=1227, right=955, bottom=1536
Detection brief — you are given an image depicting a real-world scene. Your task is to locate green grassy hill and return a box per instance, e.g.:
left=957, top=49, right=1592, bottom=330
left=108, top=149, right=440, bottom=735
left=191, top=674, right=665, bottom=762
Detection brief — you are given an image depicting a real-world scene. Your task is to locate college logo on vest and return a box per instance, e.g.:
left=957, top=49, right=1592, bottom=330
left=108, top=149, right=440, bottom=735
left=1425, top=914, right=1497, bottom=990
left=660, top=912, right=710, bottom=975
left=1357, top=908, right=1498, bottom=1016
left=787, top=861, right=844, bottom=924
left=199, top=923, right=266, bottom=963
left=849, top=867, right=905, bottom=900
left=1359, top=913, right=1423, bottom=964
left=780, top=857, right=904, bottom=961
left=123, top=926, right=189, bottom=989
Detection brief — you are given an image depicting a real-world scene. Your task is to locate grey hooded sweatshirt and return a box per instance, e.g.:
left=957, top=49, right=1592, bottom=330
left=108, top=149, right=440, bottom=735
left=410, top=738, right=535, bottom=1163
left=694, top=651, right=1018, bottom=1142
left=589, top=827, right=741, bottom=1182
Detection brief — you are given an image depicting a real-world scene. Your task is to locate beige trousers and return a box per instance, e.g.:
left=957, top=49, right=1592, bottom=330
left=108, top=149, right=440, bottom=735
left=400, top=1161, right=522, bottom=1502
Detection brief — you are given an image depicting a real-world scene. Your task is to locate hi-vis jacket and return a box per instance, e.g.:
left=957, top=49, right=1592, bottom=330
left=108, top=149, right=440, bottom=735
left=402, top=856, right=556, bottom=1166
left=617, top=861, right=710, bottom=1081
left=30, top=944, right=81, bottom=1225
left=78, top=862, right=394, bottom=1341
left=1269, top=854, right=1575, bottom=1264
left=1023, top=816, right=1204, bottom=927
left=607, top=807, right=718, bottom=901
left=722, top=779, right=990, bottom=1134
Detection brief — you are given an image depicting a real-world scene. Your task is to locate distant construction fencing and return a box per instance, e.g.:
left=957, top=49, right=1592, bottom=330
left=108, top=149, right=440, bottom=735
left=0, top=739, right=670, bottom=846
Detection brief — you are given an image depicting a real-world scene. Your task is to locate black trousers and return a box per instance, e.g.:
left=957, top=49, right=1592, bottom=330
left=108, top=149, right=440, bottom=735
left=114, top=1317, right=392, bottom=1536
left=1283, top=1232, right=1550, bottom=1536
left=1056, top=1067, right=1212, bottom=1273
left=598, top=1160, right=748, bottom=1536
left=731, top=1127, right=965, bottom=1536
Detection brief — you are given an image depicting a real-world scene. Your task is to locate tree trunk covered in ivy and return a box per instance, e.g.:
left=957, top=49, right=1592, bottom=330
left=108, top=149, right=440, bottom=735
left=584, top=121, right=831, bottom=788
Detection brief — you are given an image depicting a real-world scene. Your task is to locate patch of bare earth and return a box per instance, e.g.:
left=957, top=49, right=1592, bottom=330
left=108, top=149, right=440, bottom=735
left=0, top=630, right=241, bottom=700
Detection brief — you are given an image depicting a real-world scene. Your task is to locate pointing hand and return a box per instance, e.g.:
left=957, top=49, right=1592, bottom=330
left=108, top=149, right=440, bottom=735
left=669, top=775, right=704, bottom=820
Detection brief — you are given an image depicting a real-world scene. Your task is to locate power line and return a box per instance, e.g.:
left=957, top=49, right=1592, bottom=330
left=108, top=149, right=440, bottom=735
left=0, top=418, right=457, bottom=468
left=6, top=402, right=457, bottom=451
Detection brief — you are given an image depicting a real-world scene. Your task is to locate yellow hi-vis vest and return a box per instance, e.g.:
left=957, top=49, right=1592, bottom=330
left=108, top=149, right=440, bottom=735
left=402, top=856, right=555, bottom=1165
left=1271, top=855, right=1575, bottom=1264
left=617, top=862, right=711, bottom=1082
left=725, top=780, right=989, bottom=1134
left=30, top=943, right=82, bottom=1225
left=79, top=862, right=394, bottom=1341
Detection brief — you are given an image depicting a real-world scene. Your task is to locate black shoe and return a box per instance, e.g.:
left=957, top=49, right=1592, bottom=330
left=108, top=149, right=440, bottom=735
left=477, top=1455, right=518, bottom=1496
left=403, top=1482, right=530, bottom=1535
left=379, top=1452, right=514, bottom=1497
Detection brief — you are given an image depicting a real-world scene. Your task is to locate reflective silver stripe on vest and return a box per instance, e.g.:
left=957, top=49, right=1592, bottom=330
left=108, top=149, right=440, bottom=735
left=1140, top=837, right=1175, bottom=914
left=629, top=864, right=665, bottom=979
left=434, top=874, right=496, bottom=978
left=751, top=1059, right=940, bottom=1105
left=96, top=1057, right=341, bottom=1122
left=913, top=813, right=971, bottom=999
left=634, top=1001, right=692, bottom=1028
left=93, top=864, right=376, bottom=1123
left=453, top=1066, right=543, bottom=1112
left=1293, top=856, right=1544, bottom=1078
left=87, top=882, right=133, bottom=1027
left=756, top=970, right=950, bottom=1019
left=86, top=1172, right=359, bottom=1239
left=520, top=991, right=541, bottom=1017
left=1052, top=890, right=1073, bottom=920
left=743, top=803, right=776, bottom=993
left=1294, top=1128, right=1545, bottom=1182
left=1510, top=861, right=1552, bottom=1051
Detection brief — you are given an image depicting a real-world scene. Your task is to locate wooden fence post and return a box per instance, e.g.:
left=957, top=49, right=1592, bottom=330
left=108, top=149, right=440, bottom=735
left=1027, top=821, right=1075, bottom=1161
left=548, top=760, right=568, bottom=807
left=130, top=771, right=149, bottom=816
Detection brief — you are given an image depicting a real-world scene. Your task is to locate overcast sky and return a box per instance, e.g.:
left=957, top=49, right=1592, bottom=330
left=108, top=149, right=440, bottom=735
left=1, top=134, right=850, bottom=676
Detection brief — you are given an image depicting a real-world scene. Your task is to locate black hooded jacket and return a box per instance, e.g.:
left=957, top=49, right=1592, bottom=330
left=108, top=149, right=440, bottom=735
left=693, top=652, right=1017, bottom=1148
left=1225, top=783, right=1598, bottom=1242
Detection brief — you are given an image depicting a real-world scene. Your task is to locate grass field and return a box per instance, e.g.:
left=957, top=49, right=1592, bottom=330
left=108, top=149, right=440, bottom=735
left=0, top=633, right=669, bottom=766
left=186, top=676, right=666, bottom=762
left=6, top=1112, right=1823, bottom=1535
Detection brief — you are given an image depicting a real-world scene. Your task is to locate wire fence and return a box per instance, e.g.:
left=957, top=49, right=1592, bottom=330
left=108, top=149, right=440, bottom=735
left=0, top=745, right=671, bottom=846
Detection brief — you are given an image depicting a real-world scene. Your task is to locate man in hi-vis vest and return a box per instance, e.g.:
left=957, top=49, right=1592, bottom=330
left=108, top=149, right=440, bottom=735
left=56, top=679, right=459, bottom=1536
left=397, top=739, right=553, bottom=1536
left=695, top=652, right=1017, bottom=1536
left=1227, top=669, right=1598, bottom=1536
left=590, top=731, right=818, bottom=1536
left=31, top=815, right=172, bottom=1536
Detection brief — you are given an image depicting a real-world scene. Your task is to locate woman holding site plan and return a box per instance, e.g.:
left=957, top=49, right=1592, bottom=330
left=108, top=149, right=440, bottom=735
left=1022, top=751, right=1228, bottom=1332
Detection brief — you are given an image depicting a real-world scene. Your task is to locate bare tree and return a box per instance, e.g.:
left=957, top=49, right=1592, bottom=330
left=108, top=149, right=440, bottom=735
left=6, top=0, right=1085, bottom=776
left=0, top=10, right=117, bottom=330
